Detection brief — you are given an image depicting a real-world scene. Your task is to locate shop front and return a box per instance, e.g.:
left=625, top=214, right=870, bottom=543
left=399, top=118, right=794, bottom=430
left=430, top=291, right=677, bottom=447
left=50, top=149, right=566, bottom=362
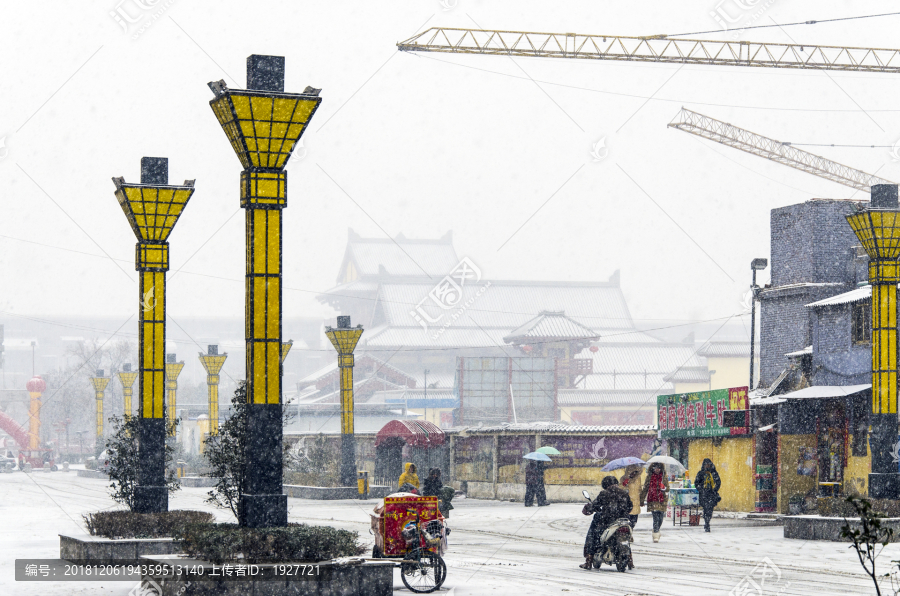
left=657, top=387, right=755, bottom=512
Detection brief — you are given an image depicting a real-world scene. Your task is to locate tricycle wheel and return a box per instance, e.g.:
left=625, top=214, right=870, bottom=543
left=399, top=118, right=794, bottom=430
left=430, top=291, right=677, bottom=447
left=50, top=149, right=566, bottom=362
left=400, top=549, right=446, bottom=593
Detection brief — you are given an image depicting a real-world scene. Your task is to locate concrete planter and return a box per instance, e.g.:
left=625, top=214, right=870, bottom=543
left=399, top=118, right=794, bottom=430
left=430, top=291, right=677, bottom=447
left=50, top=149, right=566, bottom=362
left=784, top=515, right=900, bottom=541
left=60, top=534, right=181, bottom=563
left=283, top=485, right=393, bottom=500
left=140, top=554, right=393, bottom=596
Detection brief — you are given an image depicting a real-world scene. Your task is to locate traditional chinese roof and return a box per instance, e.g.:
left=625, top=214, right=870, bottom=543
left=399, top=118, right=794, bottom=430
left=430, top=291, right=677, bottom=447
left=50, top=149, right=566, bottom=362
left=504, top=311, right=601, bottom=343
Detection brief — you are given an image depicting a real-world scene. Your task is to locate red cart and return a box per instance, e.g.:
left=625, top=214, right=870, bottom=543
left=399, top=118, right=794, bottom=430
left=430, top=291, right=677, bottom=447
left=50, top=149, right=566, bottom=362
left=371, top=494, right=448, bottom=593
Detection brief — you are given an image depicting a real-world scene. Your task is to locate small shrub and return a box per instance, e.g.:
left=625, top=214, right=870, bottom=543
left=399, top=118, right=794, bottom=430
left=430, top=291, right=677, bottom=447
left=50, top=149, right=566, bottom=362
left=83, top=510, right=214, bottom=539
left=106, top=415, right=180, bottom=511
left=177, top=523, right=364, bottom=563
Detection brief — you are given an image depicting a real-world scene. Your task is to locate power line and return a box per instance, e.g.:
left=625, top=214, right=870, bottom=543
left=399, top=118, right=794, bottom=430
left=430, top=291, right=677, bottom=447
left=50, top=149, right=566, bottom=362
left=665, top=11, right=900, bottom=38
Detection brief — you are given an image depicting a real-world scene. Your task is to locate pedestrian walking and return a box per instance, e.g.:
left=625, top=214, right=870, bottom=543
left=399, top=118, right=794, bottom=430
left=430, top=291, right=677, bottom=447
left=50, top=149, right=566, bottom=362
left=621, top=464, right=643, bottom=530
left=398, top=462, right=420, bottom=492
left=524, top=459, right=549, bottom=506
left=423, top=468, right=442, bottom=497
left=640, top=462, right=669, bottom=543
left=695, top=458, right=721, bottom=532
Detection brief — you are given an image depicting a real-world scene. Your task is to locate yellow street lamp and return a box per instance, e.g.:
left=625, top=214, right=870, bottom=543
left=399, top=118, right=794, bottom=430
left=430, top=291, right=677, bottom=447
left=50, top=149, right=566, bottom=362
left=846, top=183, right=900, bottom=499
left=113, top=156, right=195, bottom=513
left=198, top=345, right=227, bottom=436
left=207, top=55, right=321, bottom=528
left=26, top=376, right=46, bottom=451
left=281, top=340, right=293, bottom=365
left=117, top=363, right=138, bottom=421
left=90, top=370, right=110, bottom=443
left=325, top=316, right=364, bottom=486
left=164, top=354, right=184, bottom=437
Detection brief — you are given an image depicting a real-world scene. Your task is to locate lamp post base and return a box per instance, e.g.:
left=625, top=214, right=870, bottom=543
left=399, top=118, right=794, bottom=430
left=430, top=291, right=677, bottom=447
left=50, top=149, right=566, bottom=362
left=240, top=494, right=287, bottom=528
left=869, top=473, right=900, bottom=500
left=134, top=486, right=168, bottom=513
left=340, top=433, right=356, bottom=487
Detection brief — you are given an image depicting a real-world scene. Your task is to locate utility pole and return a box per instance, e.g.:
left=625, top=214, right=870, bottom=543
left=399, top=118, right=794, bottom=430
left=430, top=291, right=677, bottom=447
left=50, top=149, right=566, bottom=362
left=749, top=258, right=768, bottom=390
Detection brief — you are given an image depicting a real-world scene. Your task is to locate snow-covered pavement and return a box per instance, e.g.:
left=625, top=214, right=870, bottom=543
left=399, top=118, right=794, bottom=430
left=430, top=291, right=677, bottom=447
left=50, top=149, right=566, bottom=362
left=1, top=471, right=895, bottom=595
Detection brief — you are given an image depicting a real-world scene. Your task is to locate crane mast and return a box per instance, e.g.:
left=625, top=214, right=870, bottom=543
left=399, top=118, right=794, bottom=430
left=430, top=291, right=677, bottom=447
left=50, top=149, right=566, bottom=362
left=398, top=27, right=900, bottom=73
left=668, top=108, right=892, bottom=192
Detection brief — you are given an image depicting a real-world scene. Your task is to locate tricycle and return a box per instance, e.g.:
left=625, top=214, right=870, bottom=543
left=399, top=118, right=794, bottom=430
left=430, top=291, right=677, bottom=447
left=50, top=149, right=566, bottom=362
left=370, top=493, right=448, bottom=593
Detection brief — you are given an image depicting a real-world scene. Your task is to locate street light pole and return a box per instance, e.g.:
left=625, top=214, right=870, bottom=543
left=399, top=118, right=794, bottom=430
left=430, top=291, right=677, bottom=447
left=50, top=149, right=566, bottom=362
left=847, top=184, right=900, bottom=499
left=113, top=157, right=195, bottom=513
left=749, top=258, right=768, bottom=390
left=207, top=55, right=321, bottom=527
left=325, top=316, right=364, bottom=487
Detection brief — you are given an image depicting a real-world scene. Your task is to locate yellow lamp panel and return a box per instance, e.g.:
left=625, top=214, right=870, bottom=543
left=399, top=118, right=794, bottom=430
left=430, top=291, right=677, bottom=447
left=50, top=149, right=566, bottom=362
left=253, top=343, right=266, bottom=404
left=267, top=280, right=280, bottom=339
left=250, top=96, right=274, bottom=119
left=267, top=343, right=279, bottom=403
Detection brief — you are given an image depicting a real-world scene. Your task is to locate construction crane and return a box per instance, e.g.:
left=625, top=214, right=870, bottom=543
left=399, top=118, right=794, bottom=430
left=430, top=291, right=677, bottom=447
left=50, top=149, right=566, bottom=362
left=668, top=108, right=893, bottom=192
left=398, top=27, right=900, bottom=73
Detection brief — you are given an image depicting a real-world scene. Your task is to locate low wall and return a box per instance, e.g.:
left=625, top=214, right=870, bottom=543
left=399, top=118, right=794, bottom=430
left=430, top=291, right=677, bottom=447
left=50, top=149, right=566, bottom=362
left=283, top=485, right=393, bottom=500
left=60, top=534, right=180, bottom=563
left=784, top=515, right=900, bottom=542
left=141, top=555, right=393, bottom=596
left=76, top=469, right=108, bottom=479
left=179, top=476, right=218, bottom=488
left=467, top=481, right=597, bottom=503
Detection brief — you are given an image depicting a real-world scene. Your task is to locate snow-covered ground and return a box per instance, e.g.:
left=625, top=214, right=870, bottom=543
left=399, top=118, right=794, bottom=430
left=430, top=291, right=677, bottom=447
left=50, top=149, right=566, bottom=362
left=0, top=470, right=894, bottom=595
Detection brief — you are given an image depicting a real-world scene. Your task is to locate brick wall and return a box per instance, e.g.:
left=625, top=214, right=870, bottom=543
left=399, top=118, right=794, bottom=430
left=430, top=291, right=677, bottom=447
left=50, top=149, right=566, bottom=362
left=811, top=302, right=870, bottom=386
left=760, top=200, right=862, bottom=387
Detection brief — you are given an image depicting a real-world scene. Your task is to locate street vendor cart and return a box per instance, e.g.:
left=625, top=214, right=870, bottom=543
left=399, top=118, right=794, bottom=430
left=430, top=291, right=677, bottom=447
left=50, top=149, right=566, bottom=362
left=371, top=493, right=448, bottom=593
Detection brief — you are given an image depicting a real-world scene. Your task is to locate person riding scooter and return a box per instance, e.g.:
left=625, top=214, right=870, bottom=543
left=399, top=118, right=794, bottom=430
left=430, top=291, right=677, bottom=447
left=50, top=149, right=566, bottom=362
left=580, top=476, right=632, bottom=570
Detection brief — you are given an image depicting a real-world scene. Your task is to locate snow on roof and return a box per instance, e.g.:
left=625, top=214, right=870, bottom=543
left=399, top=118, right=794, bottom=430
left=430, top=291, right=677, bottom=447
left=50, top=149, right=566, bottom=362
left=806, top=285, right=871, bottom=308
left=362, top=326, right=508, bottom=349
left=556, top=389, right=662, bottom=406
left=581, top=373, right=672, bottom=392
left=785, top=346, right=812, bottom=357
left=697, top=341, right=750, bottom=358
left=504, top=311, right=600, bottom=342
left=579, top=341, right=703, bottom=376
left=777, top=384, right=870, bottom=400
left=663, top=366, right=711, bottom=384
left=456, top=422, right=656, bottom=434
left=343, top=232, right=459, bottom=279
left=375, top=280, right=634, bottom=331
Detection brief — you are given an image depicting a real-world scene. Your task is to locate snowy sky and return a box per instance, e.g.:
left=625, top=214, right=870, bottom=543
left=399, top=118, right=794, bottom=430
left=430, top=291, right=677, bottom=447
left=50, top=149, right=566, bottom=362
left=3, top=0, right=900, bottom=326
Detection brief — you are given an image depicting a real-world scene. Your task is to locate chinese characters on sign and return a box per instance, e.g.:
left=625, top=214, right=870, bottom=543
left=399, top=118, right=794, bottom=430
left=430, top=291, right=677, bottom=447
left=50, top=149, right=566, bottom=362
left=657, top=387, right=749, bottom=439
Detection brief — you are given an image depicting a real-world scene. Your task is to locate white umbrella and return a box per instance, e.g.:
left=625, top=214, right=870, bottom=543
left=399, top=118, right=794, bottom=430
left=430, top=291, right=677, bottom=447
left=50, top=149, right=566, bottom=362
left=646, top=455, right=686, bottom=471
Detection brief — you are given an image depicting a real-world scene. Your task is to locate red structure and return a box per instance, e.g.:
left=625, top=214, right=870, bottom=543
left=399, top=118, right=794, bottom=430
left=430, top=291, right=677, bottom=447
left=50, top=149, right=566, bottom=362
left=375, top=420, right=445, bottom=448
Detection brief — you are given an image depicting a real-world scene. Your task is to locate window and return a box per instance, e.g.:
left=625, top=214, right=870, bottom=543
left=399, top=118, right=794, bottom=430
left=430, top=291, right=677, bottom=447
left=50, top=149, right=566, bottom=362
left=851, top=301, right=871, bottom=345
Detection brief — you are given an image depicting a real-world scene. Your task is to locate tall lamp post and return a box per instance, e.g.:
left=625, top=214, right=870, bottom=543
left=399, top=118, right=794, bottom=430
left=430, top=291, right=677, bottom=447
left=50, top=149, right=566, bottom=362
left=117, top=364, right=138, bottom=421
left=749, top=258, right=768, bottom=390
left=90, top=370, right=110, bottom=447
left=165, top=354, right=184, bottom=437
left=199, top=345, right=227, bottom=436
left=207, top=55, right=321, bottom=527
left=113, top=157, right=195, bottom=513
left=325, top=316, right=364, bottom=486
left=846, top=184, right=900, bottom=499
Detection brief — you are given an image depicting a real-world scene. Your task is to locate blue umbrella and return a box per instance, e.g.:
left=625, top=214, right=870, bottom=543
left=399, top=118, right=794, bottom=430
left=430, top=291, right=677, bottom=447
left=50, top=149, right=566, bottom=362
left=601, top=457, right=646, bottom=471
left=523, top=451, right=552, bottom=462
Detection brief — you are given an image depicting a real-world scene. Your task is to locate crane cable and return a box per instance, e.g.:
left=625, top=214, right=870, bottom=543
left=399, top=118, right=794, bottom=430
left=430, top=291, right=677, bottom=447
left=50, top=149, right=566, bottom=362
left=663, top=11, right=900, bottom=38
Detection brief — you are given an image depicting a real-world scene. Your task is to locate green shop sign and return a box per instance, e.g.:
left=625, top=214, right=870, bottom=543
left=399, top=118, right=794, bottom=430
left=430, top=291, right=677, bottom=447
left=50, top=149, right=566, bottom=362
left=657, top=387, right=749, bottom=439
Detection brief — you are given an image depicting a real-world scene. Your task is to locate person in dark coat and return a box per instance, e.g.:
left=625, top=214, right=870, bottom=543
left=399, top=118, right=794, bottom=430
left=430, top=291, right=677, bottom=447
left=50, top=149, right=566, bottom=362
left=524, top=460, right=549, bottom=507
left=422, top=468, right=443, bottom=497
left=694, top=458, right=721, bottom=532
left=580, top=476, right=632, bottom=569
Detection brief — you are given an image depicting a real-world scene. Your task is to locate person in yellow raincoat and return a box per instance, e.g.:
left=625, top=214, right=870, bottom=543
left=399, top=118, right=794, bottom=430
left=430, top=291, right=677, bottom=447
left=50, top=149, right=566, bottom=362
left=398, top=462, right=420, bottom=492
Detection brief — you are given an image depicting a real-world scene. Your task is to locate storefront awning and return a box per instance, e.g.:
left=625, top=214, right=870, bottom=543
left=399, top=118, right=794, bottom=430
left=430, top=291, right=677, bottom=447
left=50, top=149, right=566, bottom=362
left=777, top=384, right=871, bottom=400
left=375, top=419, right=445, bottom=448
